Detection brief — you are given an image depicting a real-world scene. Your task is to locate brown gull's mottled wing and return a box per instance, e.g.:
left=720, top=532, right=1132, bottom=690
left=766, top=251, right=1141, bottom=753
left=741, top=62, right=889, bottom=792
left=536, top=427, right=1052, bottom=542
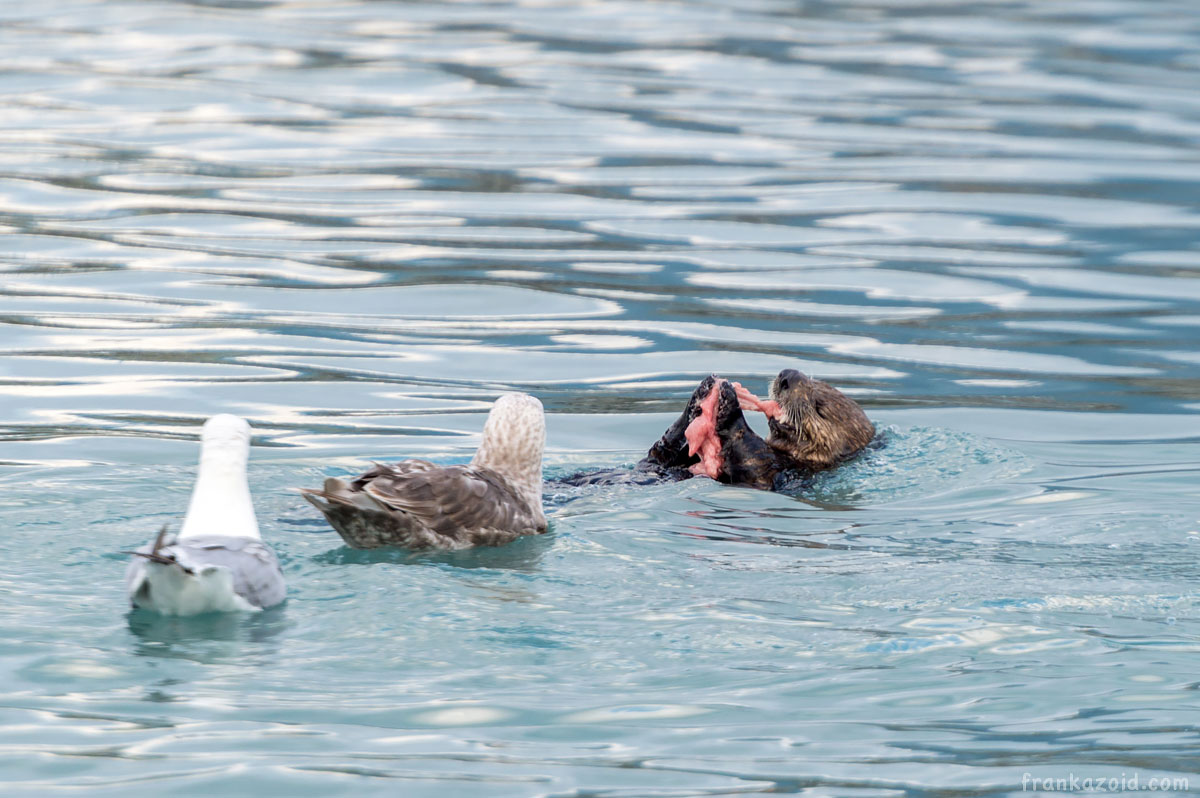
left=362, top=462, right=543, bottom=543
left=302, top=459, right=545, bottom=550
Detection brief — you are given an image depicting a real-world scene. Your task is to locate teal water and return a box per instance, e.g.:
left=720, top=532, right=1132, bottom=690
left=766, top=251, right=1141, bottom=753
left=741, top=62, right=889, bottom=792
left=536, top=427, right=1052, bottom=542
left=2, top=0, right=1199, bottom=795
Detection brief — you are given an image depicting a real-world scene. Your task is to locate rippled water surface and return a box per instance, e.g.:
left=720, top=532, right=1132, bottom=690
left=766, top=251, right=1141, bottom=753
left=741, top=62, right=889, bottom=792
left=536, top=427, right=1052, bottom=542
left=2, top=0, right=1199, bottom=795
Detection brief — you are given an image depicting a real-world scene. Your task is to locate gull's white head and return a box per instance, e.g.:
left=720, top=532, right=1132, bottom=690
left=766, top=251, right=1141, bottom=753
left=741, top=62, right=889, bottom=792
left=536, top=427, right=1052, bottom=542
left=181, top=413, right=260, bottom=540
left=470, top=393, right=545, bottom=507
left=196, top=413, right=253, bottom=473
left=202, top=414, right=252, bottom=447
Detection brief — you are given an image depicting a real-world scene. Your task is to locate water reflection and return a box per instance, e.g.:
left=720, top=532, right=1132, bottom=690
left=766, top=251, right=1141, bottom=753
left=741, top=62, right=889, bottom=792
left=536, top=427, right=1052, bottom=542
left=125, top=606, right=290, bottom=663
left=311, top=530, right=553, bottom=572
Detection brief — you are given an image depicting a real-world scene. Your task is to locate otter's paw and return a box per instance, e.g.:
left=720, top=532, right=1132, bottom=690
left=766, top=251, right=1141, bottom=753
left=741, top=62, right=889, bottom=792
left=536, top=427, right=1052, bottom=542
left=645, top=375, right=719, bottom=467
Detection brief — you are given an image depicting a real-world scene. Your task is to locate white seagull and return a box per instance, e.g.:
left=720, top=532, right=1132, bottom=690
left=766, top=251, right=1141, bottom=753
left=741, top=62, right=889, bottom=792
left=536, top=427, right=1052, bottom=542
left=125, top=414, right=286, bottom=615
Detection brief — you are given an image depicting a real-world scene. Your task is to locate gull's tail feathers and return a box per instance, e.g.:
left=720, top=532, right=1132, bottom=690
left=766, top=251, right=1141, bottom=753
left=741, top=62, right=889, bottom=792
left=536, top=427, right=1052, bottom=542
left=124, top=526, right=276, bottom=616
left=298, top=477, right=441, bottom=550
left=122, top=525, right=196, bottom=574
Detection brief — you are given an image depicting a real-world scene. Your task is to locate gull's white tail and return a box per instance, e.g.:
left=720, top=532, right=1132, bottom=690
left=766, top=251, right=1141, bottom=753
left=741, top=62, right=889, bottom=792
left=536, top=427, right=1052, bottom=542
left=127, top=544, right=257, bottom=615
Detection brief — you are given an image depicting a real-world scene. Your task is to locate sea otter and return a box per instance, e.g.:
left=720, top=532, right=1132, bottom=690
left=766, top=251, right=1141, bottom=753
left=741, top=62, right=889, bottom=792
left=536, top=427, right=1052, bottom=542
left=567, top=369, right=874, bottom=491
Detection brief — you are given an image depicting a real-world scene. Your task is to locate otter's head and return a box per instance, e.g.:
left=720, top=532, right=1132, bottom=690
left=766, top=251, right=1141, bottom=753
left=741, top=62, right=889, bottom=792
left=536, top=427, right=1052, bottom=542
left=766, top=369, right=874, bottom=469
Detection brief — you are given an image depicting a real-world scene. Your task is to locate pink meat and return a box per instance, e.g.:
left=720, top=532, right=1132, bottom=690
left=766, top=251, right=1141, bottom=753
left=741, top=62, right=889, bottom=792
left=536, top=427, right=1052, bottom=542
left=731, top=382, right=782, bottom=419
left=684, top=380, right=725, bottom=479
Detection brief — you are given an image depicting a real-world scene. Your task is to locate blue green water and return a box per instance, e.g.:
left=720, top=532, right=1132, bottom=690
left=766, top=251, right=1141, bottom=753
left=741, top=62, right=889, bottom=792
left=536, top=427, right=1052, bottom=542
left=1, top=0, right=1199, bottom=795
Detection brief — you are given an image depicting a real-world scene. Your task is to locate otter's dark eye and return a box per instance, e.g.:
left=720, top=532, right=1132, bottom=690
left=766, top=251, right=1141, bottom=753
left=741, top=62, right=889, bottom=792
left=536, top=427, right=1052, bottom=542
left=779, top=378, right=789, bottom=392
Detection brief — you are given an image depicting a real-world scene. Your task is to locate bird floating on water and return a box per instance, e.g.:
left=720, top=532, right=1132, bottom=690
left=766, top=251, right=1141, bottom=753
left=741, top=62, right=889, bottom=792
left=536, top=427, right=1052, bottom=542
left=301, top=393, right=547, bottom=550
left=125, top=414, right=286, bottom=615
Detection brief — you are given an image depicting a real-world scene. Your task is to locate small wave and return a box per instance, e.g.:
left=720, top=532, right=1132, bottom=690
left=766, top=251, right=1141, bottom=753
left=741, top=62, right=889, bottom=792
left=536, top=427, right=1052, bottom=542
left=799, top=425, right=1031, bottom=506
left=548, top=425, right=1029, bottom=514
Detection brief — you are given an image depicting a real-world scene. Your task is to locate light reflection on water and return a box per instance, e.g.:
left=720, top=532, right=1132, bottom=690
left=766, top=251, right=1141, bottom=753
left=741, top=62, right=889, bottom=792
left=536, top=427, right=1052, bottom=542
left=1, top=0, right=1199, bottom=795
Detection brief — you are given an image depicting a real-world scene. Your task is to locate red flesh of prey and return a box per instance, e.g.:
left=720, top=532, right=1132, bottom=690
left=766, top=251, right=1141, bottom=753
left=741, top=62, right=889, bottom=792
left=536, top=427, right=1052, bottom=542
left=732, top=382, right=782, bottom=420
left=684, top=380, right=782, bottom=479
left=684, top=381, right=725, bottom=478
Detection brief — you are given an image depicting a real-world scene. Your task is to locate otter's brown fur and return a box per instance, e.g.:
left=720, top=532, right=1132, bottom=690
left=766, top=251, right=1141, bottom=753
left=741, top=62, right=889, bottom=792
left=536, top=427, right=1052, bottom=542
left=765, top=368, right=875, bottom=471
left=630, top=369, right=874, bottom=490
left=563, top=369, right=874, bottom=491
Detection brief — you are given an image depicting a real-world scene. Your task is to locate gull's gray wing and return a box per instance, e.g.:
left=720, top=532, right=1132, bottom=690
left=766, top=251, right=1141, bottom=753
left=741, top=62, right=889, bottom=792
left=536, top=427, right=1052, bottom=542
left=166, top=536, right=286, bottom=609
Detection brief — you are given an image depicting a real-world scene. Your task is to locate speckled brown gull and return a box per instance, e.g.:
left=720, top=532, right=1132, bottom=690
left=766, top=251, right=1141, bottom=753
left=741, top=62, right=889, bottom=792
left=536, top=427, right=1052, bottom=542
left=301, top=393, right=547, bottom=550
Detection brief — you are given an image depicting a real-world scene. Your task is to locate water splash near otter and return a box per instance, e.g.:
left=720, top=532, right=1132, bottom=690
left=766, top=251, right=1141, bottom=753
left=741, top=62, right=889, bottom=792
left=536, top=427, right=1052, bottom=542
left=552, top=425, right=1029, bottom=518
left=791, top=425, right=1033, bottom=506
